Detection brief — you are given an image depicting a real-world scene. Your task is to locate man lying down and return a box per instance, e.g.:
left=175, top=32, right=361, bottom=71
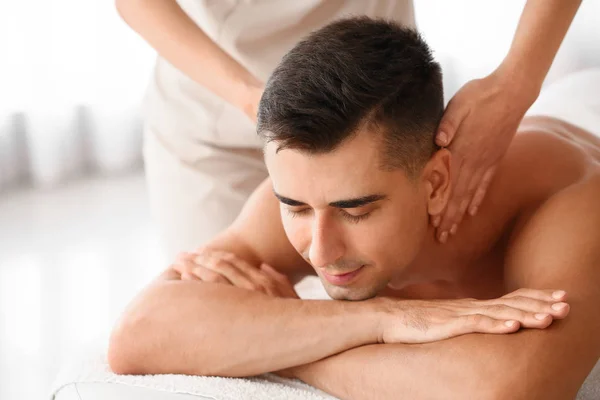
left=109, top=17, right=600, bottom=399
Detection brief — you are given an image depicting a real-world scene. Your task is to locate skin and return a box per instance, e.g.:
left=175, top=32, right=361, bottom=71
left=109, top=115, right=600, bottom=399
left=263, top=116, right=600, bottom=303
left=435, top=0, right=582, bottom=235
left=278, top=117, right=600, bottom=400
left=114, top=1, right=595, bottom=396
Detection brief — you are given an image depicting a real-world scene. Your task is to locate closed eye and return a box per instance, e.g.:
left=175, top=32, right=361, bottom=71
left=286, top=208, right=370, bottom=224
left=340, top=210, right=370, bottom=224
left=286, top=208, right=311, bottom=218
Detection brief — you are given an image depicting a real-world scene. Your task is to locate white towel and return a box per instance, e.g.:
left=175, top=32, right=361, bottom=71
left=50, top=277, right=336, bottom=400
left=50, top=276, right=598, bottom=399
left=49, top=337, right=337, bottom=400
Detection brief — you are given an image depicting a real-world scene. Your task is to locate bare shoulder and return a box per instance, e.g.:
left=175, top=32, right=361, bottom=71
left=483, top=116, right=600, bottom=287
left=504, top=170, right=600, bottom=289
left=209, top=178, right=314, bottom=283
left=493, top=125, right=592, bottom=203
left=464, top=120, right=596, bottom=253
left=498, top=171, right=600, bottom=399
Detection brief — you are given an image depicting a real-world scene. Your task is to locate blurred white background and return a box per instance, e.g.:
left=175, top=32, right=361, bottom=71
left=0, top=1, right=598, bottom=399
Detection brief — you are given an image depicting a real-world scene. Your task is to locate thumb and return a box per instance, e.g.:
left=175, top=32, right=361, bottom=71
left=435, top=100, right=467, bottom=147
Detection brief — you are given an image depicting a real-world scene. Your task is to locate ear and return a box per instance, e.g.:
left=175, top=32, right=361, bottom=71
left=420, top=148, right=452, bottom=216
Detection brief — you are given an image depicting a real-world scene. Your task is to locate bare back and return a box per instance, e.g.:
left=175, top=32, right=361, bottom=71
left=390, top=116, right=600, bottom=300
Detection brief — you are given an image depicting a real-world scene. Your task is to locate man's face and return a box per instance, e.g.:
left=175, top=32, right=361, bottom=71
left=265, top=131, right=432, bottom=301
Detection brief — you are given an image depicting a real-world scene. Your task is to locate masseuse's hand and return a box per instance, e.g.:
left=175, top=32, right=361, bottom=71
left=377, top=288, right=569, bottom=344
left=171, top=249, right=300, bottom=299
left=433, top=70, right=537, bottom=242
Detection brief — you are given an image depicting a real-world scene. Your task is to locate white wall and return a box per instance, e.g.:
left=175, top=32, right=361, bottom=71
left=415, top=0, right=600, bottom=102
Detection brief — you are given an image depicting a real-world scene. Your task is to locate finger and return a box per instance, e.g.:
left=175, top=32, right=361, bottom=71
left=503, top=288, right=568, bottom=302
left=450, top=166, right=483, bottom=227
left=466, top=304, right=554, bottom=329
left=484, top=296, right=570, bottom=319
left=453, top=314, right=520, bottom=336
left=468, top=166, right=497, bottom=216
left=451, top=167, right=485, bottom=230
left=260, top=263, right=290, bottom=284
left=181, top=271, right=202, bottom=281
left=190, top=264, right=232, bottom=285
left=431, top=213, right=442, bottom=229
left=196, top=254, right=257, bottom=290
left=170, top=262, right=185, bottom=276
left=211, top=252, right=278, bottom=295
left=260, top=264, right=300, bottom=299
left=219, top=252, right=266, bottom=281
left=179, top=257, right=231, bottom=284
left=437, top=160, right=468, bottom=240
left=172, top=252, right=195, bottom=274
left=435, top=99, right=467, bottom=147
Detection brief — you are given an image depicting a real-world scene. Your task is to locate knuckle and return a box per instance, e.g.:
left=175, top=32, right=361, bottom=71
left=247, top=282, right=263, bottom=292
left=466, top=314, right=485, bottom=326
left=265, top=281, right=279, bottom=294
left=210, top=260, right=230, bottom=273
left=257, top=277, right=277, bottom=293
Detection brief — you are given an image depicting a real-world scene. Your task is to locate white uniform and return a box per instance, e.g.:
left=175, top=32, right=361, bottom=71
left=143, top=0, right=416, bottom=258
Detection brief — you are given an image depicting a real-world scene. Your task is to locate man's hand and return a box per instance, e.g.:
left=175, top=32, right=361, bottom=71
left=274, top=288, right=570, bottom=381
left=433, top=70, right=538, bottom=242
left=171, top=249, right=300, bottom=299
left=377, top=288, right=569, bottom=344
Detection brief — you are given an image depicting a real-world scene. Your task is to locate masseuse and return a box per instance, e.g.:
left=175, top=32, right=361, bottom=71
left=116, top=0, right=581, bottom=257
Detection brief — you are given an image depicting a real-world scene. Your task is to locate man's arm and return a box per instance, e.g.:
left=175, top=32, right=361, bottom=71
left=108, top=272, right=382, bottom=377
left=287, top=177, right=600, bottom=400
left=198, top=178, right=313, bottom=284
left=108, top=179, right=382, bottom=376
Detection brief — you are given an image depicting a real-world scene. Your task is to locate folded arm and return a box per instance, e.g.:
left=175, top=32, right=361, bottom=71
left=288, top=177, right=600, bottom=400
left=108, top=273, right=381, bottom=377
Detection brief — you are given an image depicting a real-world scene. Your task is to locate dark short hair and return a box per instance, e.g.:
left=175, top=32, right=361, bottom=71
left=257, top=16, right=444, bottom=177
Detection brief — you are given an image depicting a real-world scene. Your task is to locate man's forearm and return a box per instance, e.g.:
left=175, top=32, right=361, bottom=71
left=288, top=339, right=495, bottom=400
left=499, top=0, right=581, bottom=93
left=290, top=324, right=591, bottom=400
left=108, top=276, right=380, bottom=377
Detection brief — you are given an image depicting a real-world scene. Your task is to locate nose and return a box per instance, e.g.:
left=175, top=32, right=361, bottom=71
left=308, top=213, right=345, bottom=269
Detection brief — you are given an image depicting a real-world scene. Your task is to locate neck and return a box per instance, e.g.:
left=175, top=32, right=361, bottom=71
left=388, top=224, right=465, bottom=290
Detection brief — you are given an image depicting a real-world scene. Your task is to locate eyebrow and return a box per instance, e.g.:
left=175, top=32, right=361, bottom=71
left=273, top=191, right=387, bottom=209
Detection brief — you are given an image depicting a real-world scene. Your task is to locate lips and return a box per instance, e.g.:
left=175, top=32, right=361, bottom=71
left=322, top=266, right=365, bottom=286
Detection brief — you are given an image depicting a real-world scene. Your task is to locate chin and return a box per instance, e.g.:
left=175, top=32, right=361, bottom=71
left=322, top=279, right=387, bottom=301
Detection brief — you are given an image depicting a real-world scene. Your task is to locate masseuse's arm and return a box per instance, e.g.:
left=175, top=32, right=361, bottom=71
left=115, top=0, right=262, bottom=121
left=286, top=179, right=600, bottom=399
left=435, top=0, right=582, bottom=237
